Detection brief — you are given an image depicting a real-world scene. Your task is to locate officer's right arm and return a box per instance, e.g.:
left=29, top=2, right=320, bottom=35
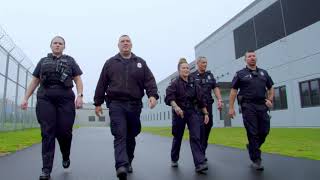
left=228, top=89, right=238, bottom=119
left=229, top=73, right=240, bottom=118
left=21, top=77, right=40, bottom=110
left=165, top=81, right=183, bottom=118
left=94, top=61, right=109, bottom=107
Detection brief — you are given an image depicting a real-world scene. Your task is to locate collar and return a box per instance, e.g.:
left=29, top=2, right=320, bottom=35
left=114, top=53, right=138, bottom=61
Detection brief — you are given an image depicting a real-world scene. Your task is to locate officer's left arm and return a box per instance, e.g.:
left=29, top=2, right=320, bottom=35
left=73, top=76, right=84, bottom=109
left=143, top=62, right=159, bottom=100
left=265, top=71, right=275, bottom=108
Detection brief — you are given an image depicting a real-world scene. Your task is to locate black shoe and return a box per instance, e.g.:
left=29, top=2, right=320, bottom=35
left=251, top=160, right=264, bottom=171
left=195, top=163, right=208, bottom=173
left=171, top=161, right=178, bottom=167
left=116, top=166, right=127, bottom=180
left=127, top=164, right=133, bottom=173
left=39, top=171, right=50, bottom=180
left=204, top=157, right=208, bottom=162
left=62, top=159, right=70, bottom=169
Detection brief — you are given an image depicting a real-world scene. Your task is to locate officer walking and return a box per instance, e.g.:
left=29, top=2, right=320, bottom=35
left=165, top=58, right=209, bottom=173
left=228, top=50, right=274, bottom=171
left=21, top=36, right=84, bottom=180
left=190, top=56, right=223, bottom=160
left=94, top=35, right=158, bottom=180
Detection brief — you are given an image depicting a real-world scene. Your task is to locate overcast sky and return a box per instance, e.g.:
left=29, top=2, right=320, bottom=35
left=0, top=0, right=254, bottom=102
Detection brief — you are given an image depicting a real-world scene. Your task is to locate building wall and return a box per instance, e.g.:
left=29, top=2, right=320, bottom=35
left=141, top=0, right=320, bottom=127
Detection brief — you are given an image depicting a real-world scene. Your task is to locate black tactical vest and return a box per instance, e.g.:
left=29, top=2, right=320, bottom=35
left=40, top=56, right=73, bottom=88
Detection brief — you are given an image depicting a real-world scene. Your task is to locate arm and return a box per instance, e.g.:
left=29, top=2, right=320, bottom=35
left=213, top=87, right=223, bottom=111
left=21, top=77, right=40, bottom=110
left=74, top=75, right=83, bottom=109
left=265, top=87, right=274, bottom=108
left=228, top=88, right=238, bottom=119
left=94, top=62, right=109, bottom=117
left=143, top=62, right=159, bottom=108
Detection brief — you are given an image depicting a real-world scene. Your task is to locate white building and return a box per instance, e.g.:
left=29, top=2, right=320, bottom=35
left=141, top=0, right=320, bottom=127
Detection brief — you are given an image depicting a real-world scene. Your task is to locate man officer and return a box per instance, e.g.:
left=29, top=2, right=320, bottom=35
left=229, top=50, right=274, bottom=171
left=94, top=35, right=159, bottom=180
left=190, top=56, right=223, bottom=159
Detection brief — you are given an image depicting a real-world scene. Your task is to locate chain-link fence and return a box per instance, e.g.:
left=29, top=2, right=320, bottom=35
left=0, top=26, right=38, bottom=131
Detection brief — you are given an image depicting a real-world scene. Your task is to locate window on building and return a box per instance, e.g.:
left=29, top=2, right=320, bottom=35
left=233, top=18, right=257, bottom=59
left=272, top=86, right=288, bottom=110
left=88, top=116, right=95, bottom=122
left=300, top=78, right=320, bottom=108
left=99, top=116, right=106, bottom=122
left=281, top=0, right=320, bottom=36
left=254, top=1, right=285, bottom=49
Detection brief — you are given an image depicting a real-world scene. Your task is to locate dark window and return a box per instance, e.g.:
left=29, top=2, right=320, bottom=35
left=272, top=86, right=288, bottom=110
left=168, top=111, right=170, bottom=119
left=99, top=116, right=105, bottom=122
left=160, top=112, right=162, bottom=120
left=281, top=0, right=320, bottom=36
left=300, top=78, right=320, bottom=108
left=233, top=19, right=257, bottom=59
left=255, top=1, right=285, bottom=48
left=88, top=116, right=95, bottom=122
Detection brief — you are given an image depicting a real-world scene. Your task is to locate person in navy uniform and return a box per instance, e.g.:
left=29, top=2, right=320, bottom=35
left=228, top=50, right=274, bottom=171
left=21, top=36, right=84, bottom=180
left=94, top=35, right=158, bottom=180
left=165, top=58, right=210, bottom=173
left=190, top=56, right=223, bottom=160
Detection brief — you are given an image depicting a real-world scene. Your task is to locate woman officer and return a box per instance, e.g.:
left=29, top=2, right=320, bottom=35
left=21, top=36, right=83, bottom=180
left=165, top=58, right=209, bottom=173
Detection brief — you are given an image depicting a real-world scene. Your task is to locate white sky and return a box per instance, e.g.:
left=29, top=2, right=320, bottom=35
left=0, top=0, right=254, bottom=102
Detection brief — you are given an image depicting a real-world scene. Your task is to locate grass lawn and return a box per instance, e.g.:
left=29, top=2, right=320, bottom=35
left=142, top=127, right=320, bottom=160
left=0, top=125, right=81, bottom=156
left=0, top=128, right=41, bottom=156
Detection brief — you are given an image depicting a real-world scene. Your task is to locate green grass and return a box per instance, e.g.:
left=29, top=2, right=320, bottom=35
left=0, top=128, right=41, bottom=156
left=142, top=127, right=320, bottom=160
left=0, top=125, right=81, bottom=156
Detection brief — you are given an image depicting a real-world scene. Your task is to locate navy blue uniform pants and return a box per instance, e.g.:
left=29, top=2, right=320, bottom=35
left=171, top=109, right=205, bottom=167
left=108, top=101, right=142, bottom=170
left=241, top=103, right=270, bottom=162
left=201, top=103, right=213, bottom=155
left=36, top=87, right=75, bottom=173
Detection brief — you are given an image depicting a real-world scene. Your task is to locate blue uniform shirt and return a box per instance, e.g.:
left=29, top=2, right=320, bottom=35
left=231, top=67, right=274, bottom=101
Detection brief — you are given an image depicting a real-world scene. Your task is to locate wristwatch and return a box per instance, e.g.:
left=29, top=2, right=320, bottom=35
left=78, top=93, right=83, bottom=97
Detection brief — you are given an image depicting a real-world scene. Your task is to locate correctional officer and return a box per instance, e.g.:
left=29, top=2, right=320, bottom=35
left=21, top=36, right=84, bottom=180
left=165, top=58, right=209, bottom=173
left=94, top=35, right=158, bottom=180
left=228, top=50, right=274, bottom=171
left=190, top=56, right=223, bottom=160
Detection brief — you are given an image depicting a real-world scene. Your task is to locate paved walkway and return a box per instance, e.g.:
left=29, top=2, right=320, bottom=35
left=0, top=127, right=319, bottom=180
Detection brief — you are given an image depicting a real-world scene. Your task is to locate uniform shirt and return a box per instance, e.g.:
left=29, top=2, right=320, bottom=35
left=165, top=76, right=207, bottom=110
left=231, top=67, right=274, bottom=101
left=94, top=53, right=159, bottom=106
left=190, top=70, right=218, bottom=104
left=33, top=53, right=83, bottom=87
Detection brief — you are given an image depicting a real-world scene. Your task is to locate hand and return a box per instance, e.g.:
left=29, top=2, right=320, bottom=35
left=75, top=96, right=83, bottom=109
left=173, top=106, right=184, bottom=118
left=217, top=100, right=224, bottom=111
left=148, top=96, right=157, bottom=109
left=265, top=99, right=273, bottom=108
left=95, top=106, right=103, bottom=117
left=21, top=99, right=28, bottom=110
left=204, top=115, right=209, bottom=124
left=228, top=108, right=236, bottom=119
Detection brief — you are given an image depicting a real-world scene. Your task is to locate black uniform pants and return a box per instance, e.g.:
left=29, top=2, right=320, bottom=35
left=36, top=87, right=75, bottom=173
left=171, top=109, right=205, bottom=167
left=201, top=103, right=213, bottom=154
left=241, top=103, right=270, bottom=162
left=108, top=101, right=142, bottom=170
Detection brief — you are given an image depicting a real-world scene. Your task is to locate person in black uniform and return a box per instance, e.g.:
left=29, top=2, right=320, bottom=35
left=21, top=36, right=84, bottom=180
left=190, top=56, right=223, bottom=160
left=228, top=50, right=274, bottom=171
left=94, top=35, right=158, bottom=180
left=165, top=58, right=209, bottom=173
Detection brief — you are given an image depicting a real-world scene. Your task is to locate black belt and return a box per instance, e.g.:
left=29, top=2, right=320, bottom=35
left=242, top=98, right=265, bottom=105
